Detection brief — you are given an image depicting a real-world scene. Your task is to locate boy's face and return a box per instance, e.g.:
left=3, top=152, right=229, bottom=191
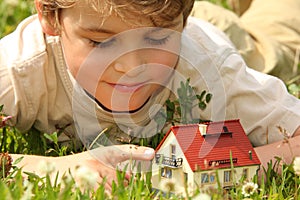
left=59, top=1, right=184, bottom=112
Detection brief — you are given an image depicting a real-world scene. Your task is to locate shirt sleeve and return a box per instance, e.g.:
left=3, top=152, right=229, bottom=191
left=191, top=0, right=300, bottom=81
left=220, top=53, right=300, bottom=146
left=0, top=40, right=44, bottom=131
left=0, top=16, right=50, bottom=132
left=240, top=0, right=300, bottom=81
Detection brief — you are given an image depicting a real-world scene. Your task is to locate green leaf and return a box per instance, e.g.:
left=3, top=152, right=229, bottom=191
left=24, top=171, right=42, bottom=180
left=197, top=90, right=207, bottom=101
left=44, top=132, right=58, bottom=144
left=166, top=100, right=175, bottom=111
left=198, top=102, right=207, bottom=110
left=12, top=156, right=23, bottom=165
left=0, top=180, right=13, bottom=200
left=180, top=81, right=185, bottom=91
left=206, top=93, right=213, bottom=103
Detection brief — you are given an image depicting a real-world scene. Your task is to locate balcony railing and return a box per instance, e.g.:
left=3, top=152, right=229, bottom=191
left=155, top=154, right=183, bottom=168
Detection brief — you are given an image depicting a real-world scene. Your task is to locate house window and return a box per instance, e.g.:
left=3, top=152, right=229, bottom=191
left=184, top=172, right=188, bottom=183
left=201, top=172, right=216, bottom=184
left=170, top=145, right=176, bottom=160
left=210, top=173, right=216, bottom=183
left=161, top=167, right=172, bottom=178
left=224, top=170, right=232, bottom=183
left=242, top=168, right=249, bottom=179
left=201, top=173, right=209, bottom=183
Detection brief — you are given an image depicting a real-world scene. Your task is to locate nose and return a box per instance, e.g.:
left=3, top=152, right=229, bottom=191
left=113, top=51, right=146, bottom=77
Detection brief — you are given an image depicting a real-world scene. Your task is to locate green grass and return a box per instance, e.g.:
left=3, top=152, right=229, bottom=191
left=0, top=133, right=299, bottom=199
left=0, top=0, right=35, bottom=39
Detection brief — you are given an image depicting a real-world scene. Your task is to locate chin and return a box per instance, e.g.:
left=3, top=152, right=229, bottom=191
left=107, top=96, right=150, bottom=112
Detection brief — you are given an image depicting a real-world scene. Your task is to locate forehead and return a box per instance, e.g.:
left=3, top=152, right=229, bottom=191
left=70, top=0, right=183, bottom=28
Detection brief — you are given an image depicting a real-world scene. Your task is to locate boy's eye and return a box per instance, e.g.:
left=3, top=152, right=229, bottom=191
left=90, top=38, right=116, bottom=48
left=145, top=35, right=170, bottom=46
left=88, top=33, right=171, bottom=48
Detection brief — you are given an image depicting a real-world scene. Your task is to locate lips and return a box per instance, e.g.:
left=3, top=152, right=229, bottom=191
left=108, top=82, right=146, bottom=93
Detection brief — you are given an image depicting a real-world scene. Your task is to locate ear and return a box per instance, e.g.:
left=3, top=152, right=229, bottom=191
left=35, top=0, right=59, bottom=36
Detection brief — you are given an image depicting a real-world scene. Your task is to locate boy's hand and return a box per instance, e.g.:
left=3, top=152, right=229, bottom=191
left=11, top=145, right=155, bottom=192
left=79, top=145, right=155, bottom=191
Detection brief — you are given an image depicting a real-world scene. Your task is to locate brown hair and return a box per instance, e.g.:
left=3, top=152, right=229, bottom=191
left=38, top=0, right=195, bottom=32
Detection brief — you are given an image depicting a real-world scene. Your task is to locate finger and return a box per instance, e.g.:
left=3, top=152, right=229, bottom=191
left=104, top=181, right=112, bottom=192
left=87, top=159, right=117, bottom=191
left=102, top=168, right=130, bottom=189
left=125, top=171, right=131, bottom=180
left=88, top=145, right=155, bottom=169
left=115, top=145, right=155, bottom=162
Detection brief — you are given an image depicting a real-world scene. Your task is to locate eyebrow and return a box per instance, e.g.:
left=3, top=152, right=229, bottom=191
left=78, top=20, right=182, bottom=34
left=78, top=26, right=116, bottom=34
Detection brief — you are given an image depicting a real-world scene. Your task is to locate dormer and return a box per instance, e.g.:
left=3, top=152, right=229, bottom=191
left=198, top=124, right=207, bottom=136
left=201, top=124, right=233, bottom=138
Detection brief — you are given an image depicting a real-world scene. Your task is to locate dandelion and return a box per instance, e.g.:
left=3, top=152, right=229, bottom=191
left=37, top=160, right=56, bottom=175
left=293, top=157, right=300, bottom=176
left=61, top=172, right=74, bottom=187
left=158, top=178, right=178, bottom=193
left=74, top=166, right=98, bottom=189
left=20, top=180, right=34, bottom=200
left=193, top=193, right=211, bottom=200
left=242, top=182, right=258, bottom=197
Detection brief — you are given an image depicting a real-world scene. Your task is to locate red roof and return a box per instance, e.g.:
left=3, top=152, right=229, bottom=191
left=155, top=119, right=261, bottom=171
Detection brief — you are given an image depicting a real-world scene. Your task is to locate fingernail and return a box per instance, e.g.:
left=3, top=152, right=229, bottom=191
left=144, top=149, right=154, bottom=155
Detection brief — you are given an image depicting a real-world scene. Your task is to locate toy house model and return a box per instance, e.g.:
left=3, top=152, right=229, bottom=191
left=151, top=119, right=261, bottom=195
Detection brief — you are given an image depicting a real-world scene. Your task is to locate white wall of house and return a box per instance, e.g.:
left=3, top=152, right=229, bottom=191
left=193, top=165, right=260, bottom=191
left=152, top=131, right=194, bottom=195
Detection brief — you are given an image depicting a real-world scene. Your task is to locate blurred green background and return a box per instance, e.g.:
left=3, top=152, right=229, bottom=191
left=0, top=0, right=35, bottom=38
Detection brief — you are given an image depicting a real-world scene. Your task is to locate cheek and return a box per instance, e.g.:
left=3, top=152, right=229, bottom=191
left=61, top=34, right=93, bottom=78
left=159, top=53, right=179, bottom=68
left=147, top=51, right=179, bottom=79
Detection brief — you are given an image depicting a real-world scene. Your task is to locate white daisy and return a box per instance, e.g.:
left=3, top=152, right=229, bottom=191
left=193, top=193, right=211, bottom=200
left=293, top=157, right=300, bottom=176
left=20, top=180, right=34, bottom=200
left=37, top=160, right=56, bottom=175
left=158, top=178, right=178, bottom=193
left=242, top=182, right=258, bottom=197
left=74, top=166, right=98, bottom=189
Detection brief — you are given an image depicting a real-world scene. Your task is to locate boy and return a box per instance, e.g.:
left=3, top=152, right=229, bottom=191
left=0, top=0, right=300, bottom=190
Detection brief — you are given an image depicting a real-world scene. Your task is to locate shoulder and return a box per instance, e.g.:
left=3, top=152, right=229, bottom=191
left=178, top=17, right=239, bottom=72
left=183, top=17, right=235, bottom=51
left=181, top=16, right=238, bottom=65
left=0, top=15, right=47, bottom=69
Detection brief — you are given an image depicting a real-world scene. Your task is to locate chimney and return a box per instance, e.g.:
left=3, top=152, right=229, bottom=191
left=248, top=150, right=253, bottom=160
left=198, top=124, right=207, bottom=136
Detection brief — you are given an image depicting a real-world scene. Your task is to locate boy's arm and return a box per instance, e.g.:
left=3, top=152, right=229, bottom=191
left=294, top=127, right=300, bottom=137
left=254, top=127, right=300, bottom=171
